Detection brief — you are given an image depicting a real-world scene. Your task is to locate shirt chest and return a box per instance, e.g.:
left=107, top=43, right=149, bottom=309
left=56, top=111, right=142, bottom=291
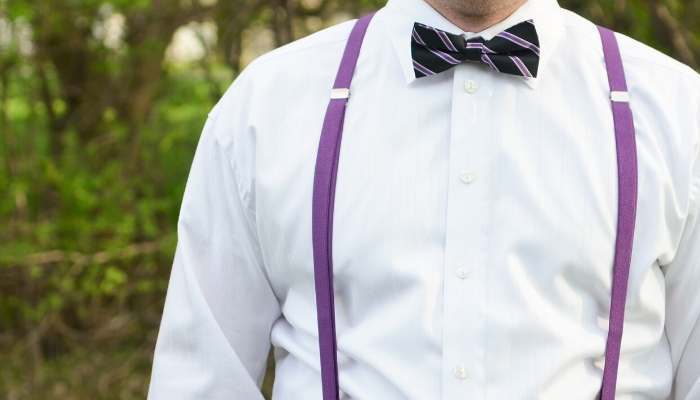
left=252, top=59, right=672, bottom=312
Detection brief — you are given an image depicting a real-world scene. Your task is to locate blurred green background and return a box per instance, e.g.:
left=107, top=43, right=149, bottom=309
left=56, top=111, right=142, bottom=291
left=0, top=0, right=698, bottom=399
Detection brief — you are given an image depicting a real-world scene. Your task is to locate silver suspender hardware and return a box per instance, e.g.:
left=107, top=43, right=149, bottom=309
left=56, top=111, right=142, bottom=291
left=330, top=88, right=350, bottom=99
left=610, top=91, right=630, bottom=103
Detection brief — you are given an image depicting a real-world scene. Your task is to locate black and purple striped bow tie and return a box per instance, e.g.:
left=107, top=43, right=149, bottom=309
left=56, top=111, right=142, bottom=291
left=411, top=20, right=540, bottom=79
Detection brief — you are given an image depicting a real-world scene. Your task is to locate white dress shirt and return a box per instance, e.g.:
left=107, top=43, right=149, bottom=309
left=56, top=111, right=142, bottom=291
left=147, top=0, right=700, bottom=398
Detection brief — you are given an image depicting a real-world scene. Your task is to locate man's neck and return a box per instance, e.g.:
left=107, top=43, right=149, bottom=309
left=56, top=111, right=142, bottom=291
left=422, top=0, right=528, bottom=33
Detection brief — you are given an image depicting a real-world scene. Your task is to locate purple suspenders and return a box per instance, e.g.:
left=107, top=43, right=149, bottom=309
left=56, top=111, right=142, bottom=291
left=597, top=26, right=639, bottom=400
left=311, top=12, right=377, bottom=400
left=311, top=13, right=637, bottom=399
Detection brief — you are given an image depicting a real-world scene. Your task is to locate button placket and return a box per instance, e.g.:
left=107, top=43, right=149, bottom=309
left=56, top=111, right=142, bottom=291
left=441, top=65, right=490, bottom=399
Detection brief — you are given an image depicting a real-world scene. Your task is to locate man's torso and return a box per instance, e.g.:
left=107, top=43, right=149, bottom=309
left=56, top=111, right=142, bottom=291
left=211, top=1, right=700, bottom=397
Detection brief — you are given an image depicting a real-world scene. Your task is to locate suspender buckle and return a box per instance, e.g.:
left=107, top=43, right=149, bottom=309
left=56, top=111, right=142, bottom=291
left=610, top=91, right=630, bottom=103
left=330, top=88, right=350, bottom=99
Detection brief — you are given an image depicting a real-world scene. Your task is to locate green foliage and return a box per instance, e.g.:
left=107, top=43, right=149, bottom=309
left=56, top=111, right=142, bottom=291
left=0, top=0, right=697, bottom=398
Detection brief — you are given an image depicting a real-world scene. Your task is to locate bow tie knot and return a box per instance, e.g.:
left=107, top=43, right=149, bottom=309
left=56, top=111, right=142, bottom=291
left=411, top=20, right=541, bottom=79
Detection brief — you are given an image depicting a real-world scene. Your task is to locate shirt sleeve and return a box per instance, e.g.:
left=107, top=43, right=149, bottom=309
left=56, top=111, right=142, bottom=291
left=147, top=75, right=281, bottom=399
left=665, top=86, right=700, bottom=399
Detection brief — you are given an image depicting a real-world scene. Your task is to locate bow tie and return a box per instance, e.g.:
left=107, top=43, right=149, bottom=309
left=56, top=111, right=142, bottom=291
left=411, top=20, right=540, bottom=79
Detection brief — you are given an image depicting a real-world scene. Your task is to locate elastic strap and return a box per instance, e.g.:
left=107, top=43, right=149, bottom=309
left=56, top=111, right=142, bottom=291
left=312, top=12, right=376, bottom=400
left=598, top=25, right=639, bottom=400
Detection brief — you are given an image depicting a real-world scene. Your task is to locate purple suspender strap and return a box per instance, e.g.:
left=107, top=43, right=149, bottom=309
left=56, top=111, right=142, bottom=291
left=597, top=26, right=638, bottom=400
left=312, top=12, right=376, bottom=400
left=311, top=15, right=637, bottom=400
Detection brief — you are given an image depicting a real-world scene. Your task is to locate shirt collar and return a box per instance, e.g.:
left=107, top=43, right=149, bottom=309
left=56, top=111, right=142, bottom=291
left=380, top=0, right=564, bottom=89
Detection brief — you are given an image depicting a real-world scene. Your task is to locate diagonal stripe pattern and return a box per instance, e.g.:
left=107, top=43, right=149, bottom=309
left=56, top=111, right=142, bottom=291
left=411, top=19, right=540, bottom=79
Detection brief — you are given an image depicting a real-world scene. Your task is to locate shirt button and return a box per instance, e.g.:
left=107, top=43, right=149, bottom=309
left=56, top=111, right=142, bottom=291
left=464, top=79, right=479, bottom=94
left=453, top=365, right=469, bottom=380
left=459, top=171, right=476, bottom=184
left=455, top=267, right=470, bottom=279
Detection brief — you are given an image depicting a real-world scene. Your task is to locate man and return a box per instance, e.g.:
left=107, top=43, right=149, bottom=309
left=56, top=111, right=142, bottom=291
left=147, top=0, right=700, bottom=398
